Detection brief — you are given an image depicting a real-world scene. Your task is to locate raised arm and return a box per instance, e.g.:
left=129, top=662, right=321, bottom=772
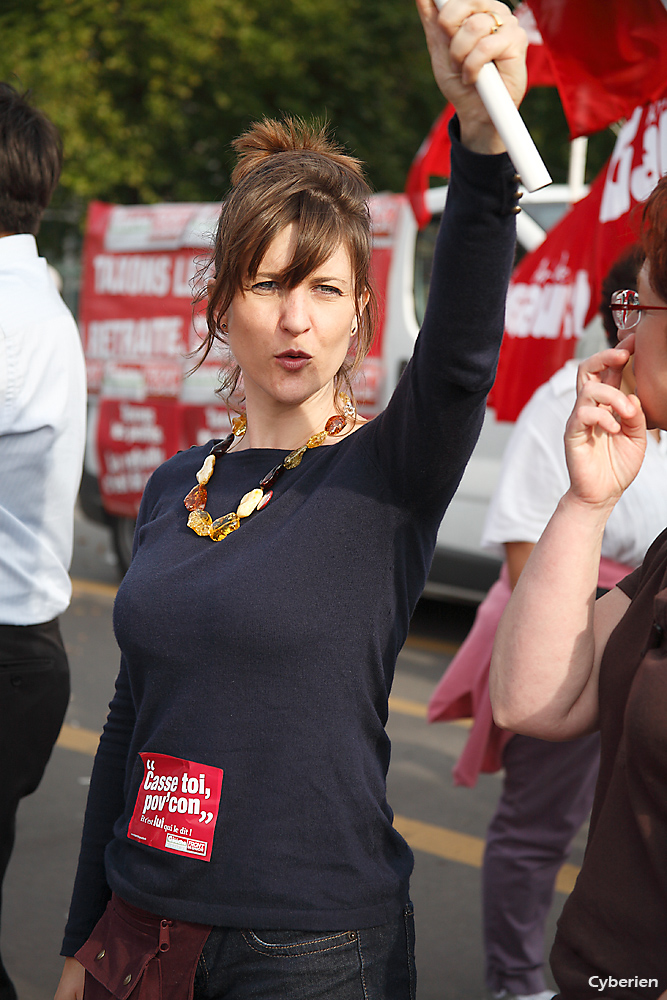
left=367, top=2, right=526, bottom=514
left=490, top=344, right=646, bottom=740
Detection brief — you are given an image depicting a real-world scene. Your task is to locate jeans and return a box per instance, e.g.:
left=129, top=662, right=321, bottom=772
left=192, top=903, right=416, bottom=1000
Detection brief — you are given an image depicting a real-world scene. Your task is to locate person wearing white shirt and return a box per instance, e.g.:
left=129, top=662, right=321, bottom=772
left=0, top=82, right=86, bottom=1000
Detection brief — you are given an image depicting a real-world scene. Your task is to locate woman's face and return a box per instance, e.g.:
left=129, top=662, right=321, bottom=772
left=222, top=223, right=364, bottom=411
left=632, top=263, right=667, bottom=430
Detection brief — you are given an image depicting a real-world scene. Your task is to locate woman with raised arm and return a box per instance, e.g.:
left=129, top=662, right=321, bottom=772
left=55, top=4, right=526, bottom=999
left=491, top=180, right=667, bottom=999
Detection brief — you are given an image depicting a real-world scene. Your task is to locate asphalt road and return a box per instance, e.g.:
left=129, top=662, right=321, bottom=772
left=1, top=511, right=586, bottom=1000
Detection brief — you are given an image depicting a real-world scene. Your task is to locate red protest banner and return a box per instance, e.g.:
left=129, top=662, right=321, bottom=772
left=490, top=100, right=667, bottom=421
left=96, top=399, right=183, bottom=518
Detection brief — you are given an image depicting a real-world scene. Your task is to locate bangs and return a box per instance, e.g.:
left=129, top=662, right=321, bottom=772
left=244, top=189, right=368, bottom=289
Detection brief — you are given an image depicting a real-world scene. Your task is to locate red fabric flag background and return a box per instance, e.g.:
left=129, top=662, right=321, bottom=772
left=528, top=0, right=667, bottom=138
left=514, top=3, right=557, bottom=89
left=489, top=100, right=667, bottom=421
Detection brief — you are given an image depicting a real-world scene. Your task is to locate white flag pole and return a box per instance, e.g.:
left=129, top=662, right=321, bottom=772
left=434, top=0, right=552, bottom=192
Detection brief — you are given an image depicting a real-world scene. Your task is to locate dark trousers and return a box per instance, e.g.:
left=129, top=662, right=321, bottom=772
left=0, top=618, right=70, bottom=1000
left=483, top=732, right=600, bottom=997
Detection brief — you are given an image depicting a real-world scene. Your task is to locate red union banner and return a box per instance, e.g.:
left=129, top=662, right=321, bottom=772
left=97, top=399, right=183, bottom=518
left=490, top=100, right=667, bottom=421
left=79, top=201, right=222, bottom=391
left=79, top=201, right=226, bottom=517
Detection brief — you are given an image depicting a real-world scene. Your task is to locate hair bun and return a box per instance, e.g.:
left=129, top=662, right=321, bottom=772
left=231, top=115, right=365, bottom=187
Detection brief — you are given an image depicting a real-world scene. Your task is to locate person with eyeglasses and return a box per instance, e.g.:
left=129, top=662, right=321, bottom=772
left=491, top=174, right=667, bottom=999
left=610, top=287, right=667, bottom=332
left=427, top=245, right=667, bottom=1000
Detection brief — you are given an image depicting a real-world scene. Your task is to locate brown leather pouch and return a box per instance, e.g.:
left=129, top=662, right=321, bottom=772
left=75, top=893, right=211, bottom=1000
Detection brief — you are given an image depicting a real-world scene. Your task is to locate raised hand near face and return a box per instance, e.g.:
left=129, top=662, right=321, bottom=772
left=564, top=341, right=647, bottom=510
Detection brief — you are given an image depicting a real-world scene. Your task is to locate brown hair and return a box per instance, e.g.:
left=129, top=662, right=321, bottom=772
left=641, top=174, right=667, bottom=303
left=0, top=82, right=62, bottom=235
left=195, top=116, right=378, bottom=408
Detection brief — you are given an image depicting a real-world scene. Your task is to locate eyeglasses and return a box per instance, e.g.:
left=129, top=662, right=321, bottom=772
left=610, top=288, right=667, bottom=330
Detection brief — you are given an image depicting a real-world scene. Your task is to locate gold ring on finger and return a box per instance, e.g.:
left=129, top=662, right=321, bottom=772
left=485, top=10, right=503, bottom=32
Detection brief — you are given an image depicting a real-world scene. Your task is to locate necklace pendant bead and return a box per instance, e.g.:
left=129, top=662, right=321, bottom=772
left=187, top=509, right=213, bottom=535
left=256, top=490, right=272, bottom=511
left=325, top=414, right=346, bottom=436
left=196, top=455, right=216, bottom=485
left=210, top=433, right=234, bottom=457
left=187, top=407, right=346, bottom=542
left=340, top=393, right=356, bottom=419
left=210, top=512, right=240, bottom=541
left=184, top=484, right=208, bottom=511
left=307, top=430, right=327, bottom=449
left=284, top=445, right=307, bottom=469
left=237, top=488, right=264, bottom=518
left=259, top=463, right=285, bottom=489
left=231, top=414, right=247, bottom=436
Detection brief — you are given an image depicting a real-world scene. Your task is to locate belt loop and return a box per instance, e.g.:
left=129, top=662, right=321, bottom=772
left=159, top=919, right=172, bottom=952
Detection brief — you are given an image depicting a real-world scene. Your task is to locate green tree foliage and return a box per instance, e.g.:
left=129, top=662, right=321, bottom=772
left=0, top=0, right=444, bottom=203
left=1, top=0, right=619, bottom=230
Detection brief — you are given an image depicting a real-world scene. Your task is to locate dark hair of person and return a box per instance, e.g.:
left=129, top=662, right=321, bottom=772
left=599, top=243, right=644, bottom=347
left=0, top=82, right=63, bottom=236
left=642, top=174, right=667, bottom=305
left=195, top=116, right=378, bottom=409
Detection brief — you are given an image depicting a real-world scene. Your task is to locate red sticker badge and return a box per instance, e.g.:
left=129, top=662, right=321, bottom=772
left=127, top=753, right=223, bottom=861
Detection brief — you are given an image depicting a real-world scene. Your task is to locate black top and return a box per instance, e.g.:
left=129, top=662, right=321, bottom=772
left=551, top=529, right=667, bottom=999
left=63, top=124, right=518, bottom=955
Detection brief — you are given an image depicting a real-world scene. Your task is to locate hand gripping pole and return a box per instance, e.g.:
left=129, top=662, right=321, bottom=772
left=434, top=0, right=552, bottom=192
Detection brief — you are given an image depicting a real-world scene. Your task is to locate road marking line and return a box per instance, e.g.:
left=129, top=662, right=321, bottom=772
left=404, top=635, right=461, bottom=656
left=390, top=696, right=428, bottom=718
left=394, top=814, right=579, bottom=895
left=57, top=724, right=100, bottom=756
left=70, top=577, right=118, bottom=599
left=56, top=723, right=578, bottom=894
left=389, top=696, right=471, bottom=727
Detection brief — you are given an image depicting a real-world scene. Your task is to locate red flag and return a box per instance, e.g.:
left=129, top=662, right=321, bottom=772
left=528, top=0, right=667, bottom=138
left=489, top=100, right=667, bottom=421
left=514, top=3, right=557, bottom=89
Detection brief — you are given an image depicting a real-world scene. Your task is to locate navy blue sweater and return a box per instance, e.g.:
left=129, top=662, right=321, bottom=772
left=63, top=128, right=518, bottom=954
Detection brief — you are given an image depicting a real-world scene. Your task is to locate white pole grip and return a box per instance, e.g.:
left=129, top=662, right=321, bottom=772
left=433, top=1, right=552, bottom=192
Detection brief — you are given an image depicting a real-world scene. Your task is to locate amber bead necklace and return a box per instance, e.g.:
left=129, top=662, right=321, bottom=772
left=184, top=397, right=354, bottom=542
